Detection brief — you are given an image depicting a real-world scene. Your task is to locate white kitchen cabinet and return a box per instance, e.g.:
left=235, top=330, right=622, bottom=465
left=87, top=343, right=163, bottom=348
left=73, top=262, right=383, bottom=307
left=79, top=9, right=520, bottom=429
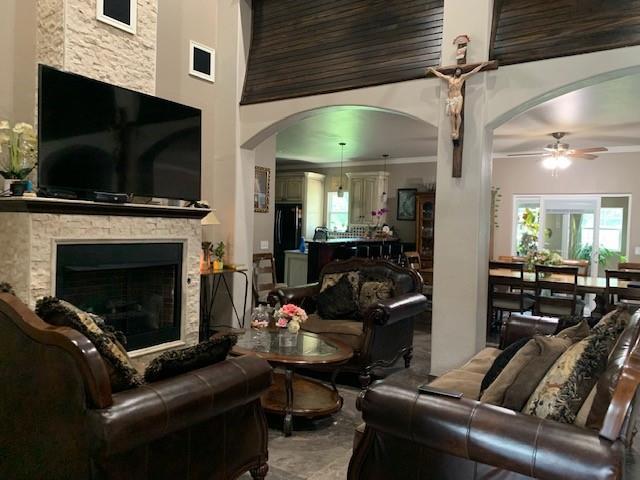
left=284, top=251, right=308, bottom=287
left=276, top=172, right=325, bottom=239
left=347, top=172, right=389, bottom=225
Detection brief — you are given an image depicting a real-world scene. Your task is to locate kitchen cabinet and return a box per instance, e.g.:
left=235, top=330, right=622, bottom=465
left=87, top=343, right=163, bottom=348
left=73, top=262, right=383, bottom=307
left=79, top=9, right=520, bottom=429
left=284, top=250, right=308, bottom=287
left=275, top=172, right=325, bottom=239
left=275, top=175, right=304, bottom=202
left=347, top=172, right=389, bottom=225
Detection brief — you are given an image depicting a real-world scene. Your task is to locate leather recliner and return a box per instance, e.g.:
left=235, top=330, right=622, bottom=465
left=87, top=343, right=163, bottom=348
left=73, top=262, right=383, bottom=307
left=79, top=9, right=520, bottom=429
left=0, top=293, right=273, bottom=480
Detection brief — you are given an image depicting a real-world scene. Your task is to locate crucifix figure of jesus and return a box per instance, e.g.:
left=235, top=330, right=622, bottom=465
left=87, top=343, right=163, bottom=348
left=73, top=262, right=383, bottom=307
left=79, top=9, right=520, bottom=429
left=427, top=62, right=490, bottom=142
left=426, top=34, right=498, bottom=177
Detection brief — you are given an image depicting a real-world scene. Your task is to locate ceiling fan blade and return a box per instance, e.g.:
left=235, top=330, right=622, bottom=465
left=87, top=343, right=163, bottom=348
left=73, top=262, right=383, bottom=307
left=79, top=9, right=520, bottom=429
left=569, top=147, right=608, bottom=154
left=569, top=153, right=598, bottom=160
left=507, top=152, right=546, bottom=157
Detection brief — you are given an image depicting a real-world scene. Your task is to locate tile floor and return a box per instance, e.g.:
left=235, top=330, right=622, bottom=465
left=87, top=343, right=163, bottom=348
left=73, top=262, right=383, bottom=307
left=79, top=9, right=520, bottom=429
left=242, top=320, right=640, bottom=479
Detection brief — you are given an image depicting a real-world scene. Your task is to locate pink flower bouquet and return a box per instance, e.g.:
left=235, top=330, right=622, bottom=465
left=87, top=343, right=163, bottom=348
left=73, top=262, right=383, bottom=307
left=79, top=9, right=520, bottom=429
left=274, top=303, right=308, bottom=333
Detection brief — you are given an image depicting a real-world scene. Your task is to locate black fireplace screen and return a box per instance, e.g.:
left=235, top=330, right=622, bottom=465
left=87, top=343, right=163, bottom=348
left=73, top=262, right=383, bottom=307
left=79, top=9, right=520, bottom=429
left=56, top=243, right=183, bottom=351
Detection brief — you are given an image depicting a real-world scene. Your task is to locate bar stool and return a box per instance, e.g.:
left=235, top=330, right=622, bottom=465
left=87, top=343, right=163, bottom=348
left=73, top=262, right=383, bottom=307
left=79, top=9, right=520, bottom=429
left=357, top=245, right=370, bottom=258
left=368, top=244, right=382, bottom=258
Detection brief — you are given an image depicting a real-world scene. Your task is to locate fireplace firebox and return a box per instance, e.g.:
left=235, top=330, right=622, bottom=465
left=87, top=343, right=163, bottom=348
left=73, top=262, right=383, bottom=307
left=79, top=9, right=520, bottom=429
left=55, top=242, right=183, bottom=351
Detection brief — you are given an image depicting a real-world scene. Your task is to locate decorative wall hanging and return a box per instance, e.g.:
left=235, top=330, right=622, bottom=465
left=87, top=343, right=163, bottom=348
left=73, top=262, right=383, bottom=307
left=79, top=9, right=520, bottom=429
left=97, top=0, right=137, bottom=34
left=397, top=188, right=417, bottom=221
left=254, top=166, right=270, bottom=213
left=190, top=41, right=215, bottom=83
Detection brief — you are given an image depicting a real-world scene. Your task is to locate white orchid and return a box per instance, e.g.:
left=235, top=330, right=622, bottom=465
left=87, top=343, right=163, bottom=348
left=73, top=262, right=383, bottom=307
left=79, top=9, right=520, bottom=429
left=0, top=120, right=37, bottom=180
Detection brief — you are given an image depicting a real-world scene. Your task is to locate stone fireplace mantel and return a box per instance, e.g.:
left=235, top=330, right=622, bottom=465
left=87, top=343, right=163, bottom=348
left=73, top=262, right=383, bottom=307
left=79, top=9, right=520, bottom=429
left=0, top=197, right=206, bottom=362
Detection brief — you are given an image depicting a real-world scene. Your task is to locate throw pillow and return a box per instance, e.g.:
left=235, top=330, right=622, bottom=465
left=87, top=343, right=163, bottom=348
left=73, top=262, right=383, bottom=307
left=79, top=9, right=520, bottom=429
left=144, top=334, right=237, bottom=383
left=358, top=280, right=393, bottom=315
left=0, top=282, right=15, bottom=295
left=488, top=320, right=591, bottom=411
left=36, top=297, right=143, bottom=392
left=321, top=272, right=359, bottom=295
left=523, top=309, right=630, bottom=423
left=316, top=275, right=359, bottom=320
left=479, top=336, right=531, bottom=395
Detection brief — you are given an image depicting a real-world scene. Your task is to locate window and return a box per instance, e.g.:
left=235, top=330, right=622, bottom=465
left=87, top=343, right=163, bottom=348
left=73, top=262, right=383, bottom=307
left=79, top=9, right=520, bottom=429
left=326, top=192, right=349, bottom=232
left=582, top=208, right=624, bottom=252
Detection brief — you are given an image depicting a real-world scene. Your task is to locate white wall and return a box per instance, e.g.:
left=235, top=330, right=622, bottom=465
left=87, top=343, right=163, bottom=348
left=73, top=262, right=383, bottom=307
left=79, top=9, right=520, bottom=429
left=493, top=153, right=640, bottom=263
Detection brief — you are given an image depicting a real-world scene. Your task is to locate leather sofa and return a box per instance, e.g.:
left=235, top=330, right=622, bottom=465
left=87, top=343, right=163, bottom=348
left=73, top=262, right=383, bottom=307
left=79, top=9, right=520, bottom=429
left=0, top=293, right=273, bottom=480
left=348, top=312, right=640, bottom=479
left=272, top=258, right=427, bottom=387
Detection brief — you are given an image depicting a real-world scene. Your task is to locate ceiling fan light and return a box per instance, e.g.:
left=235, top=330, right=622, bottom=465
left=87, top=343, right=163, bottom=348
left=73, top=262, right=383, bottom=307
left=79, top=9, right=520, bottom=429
left=557, top=155, right=571, bottom=169
left=542, top=157, right=558, bottom=170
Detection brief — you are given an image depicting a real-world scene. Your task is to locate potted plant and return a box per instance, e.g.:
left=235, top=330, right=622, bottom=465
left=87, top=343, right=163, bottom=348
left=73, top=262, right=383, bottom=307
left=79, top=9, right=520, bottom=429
left=0, top=121, right=37, bottom=196
left=213, top=241, right=225, bottom=271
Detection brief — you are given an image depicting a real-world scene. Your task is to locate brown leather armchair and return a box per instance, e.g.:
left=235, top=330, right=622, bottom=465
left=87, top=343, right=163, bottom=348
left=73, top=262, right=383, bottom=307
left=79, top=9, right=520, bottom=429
left=0, top=293, right=273, bottom=480
left=271, top=258, right=427, bottom=387
left=349, top=312, right=640, bottom=480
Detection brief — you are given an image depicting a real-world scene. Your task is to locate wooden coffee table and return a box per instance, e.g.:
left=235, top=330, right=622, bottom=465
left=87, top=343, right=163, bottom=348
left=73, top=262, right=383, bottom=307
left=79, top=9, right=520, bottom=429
left=231, top=329, right=353, bottom=436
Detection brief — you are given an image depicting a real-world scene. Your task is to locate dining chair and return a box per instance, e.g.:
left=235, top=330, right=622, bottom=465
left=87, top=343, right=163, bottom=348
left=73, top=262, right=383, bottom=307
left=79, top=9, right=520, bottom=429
left=488, top=261, right=535, bottom=331
left=252, top=253, right=285, bottom=307
left=618, top=262, right=640, bottom=271
left=404, top=251, right=432, bottom=301
left=605, top=269, right=640, bottom=311
left=534, top=264, right=583, bottom=317
left=561, top=259, right=590, bottom=277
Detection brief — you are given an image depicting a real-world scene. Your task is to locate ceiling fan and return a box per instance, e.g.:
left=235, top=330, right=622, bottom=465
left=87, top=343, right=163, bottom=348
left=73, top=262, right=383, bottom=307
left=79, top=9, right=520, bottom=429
left=508, top=132, right=608, bottom=172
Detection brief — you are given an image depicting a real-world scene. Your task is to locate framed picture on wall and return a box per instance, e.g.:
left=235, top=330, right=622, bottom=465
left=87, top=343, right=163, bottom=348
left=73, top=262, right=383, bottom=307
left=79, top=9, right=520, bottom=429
left=397, top=188, right=417, bottom=221
left=189, top=41, right=215, bottom=83
left=97, top=0, right=137, bottom=34
left=254, top=166, right=270, bottom=213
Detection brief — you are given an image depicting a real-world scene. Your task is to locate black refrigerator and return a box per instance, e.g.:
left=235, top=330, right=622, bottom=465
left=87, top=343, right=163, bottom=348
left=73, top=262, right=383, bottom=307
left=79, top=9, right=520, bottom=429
left=274, top=203, right=303, bottom=282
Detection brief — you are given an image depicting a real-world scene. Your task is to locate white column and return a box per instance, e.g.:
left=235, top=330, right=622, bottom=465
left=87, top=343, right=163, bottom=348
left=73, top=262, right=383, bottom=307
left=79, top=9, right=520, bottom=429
left=430, top=0, right=495, bottom=375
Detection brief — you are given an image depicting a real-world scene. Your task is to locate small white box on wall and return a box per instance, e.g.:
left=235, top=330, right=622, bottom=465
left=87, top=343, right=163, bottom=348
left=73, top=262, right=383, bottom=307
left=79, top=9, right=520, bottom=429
left=189, top=41, right=215, bottom=83
left=97, top=0, right=137, bottom=35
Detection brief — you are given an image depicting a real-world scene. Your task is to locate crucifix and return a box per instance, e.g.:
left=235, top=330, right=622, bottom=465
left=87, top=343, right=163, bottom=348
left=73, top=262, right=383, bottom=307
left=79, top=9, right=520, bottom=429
left=427, top=35, right=499, bottom=177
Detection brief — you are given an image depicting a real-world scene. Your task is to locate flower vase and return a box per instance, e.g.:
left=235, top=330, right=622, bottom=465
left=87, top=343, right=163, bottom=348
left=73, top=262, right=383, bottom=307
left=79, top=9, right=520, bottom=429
left=278, top=329, right=298, bottom=348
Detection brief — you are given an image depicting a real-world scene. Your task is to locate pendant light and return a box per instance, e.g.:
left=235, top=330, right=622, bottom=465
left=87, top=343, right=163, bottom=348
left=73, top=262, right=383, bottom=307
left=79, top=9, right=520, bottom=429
left=380, top=154, right=389, bottom=202
left=337, top=142, right=346, bottom=198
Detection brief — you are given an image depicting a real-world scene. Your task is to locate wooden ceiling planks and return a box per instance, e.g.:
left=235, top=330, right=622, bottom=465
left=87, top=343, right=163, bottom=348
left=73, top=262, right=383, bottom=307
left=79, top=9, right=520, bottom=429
left=241, top=0, right=444, bottom=105
left=491, top=0, right=640, bottom=65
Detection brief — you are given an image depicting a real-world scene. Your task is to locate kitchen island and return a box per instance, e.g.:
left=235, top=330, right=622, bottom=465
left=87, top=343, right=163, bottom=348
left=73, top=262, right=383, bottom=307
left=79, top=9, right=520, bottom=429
left=306, top=237, right=401, bottom=283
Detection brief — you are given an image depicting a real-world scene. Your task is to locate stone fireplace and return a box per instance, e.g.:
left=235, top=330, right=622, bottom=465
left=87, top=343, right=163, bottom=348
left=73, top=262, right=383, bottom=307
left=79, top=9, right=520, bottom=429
left=0, top=198, right=205, bottom=361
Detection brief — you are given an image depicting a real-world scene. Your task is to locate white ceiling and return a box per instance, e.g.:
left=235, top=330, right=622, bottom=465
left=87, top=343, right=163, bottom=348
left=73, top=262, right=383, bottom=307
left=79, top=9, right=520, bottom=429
left=493, top=73, right=640, bottom=156
left=275, top=73, right=640, bottom=166
left=276, top=107, right=437, bottom=166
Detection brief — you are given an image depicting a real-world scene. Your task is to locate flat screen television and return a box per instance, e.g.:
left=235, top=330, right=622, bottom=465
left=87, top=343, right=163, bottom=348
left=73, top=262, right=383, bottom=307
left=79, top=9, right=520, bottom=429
left=38, top=65, right=202, bottom=201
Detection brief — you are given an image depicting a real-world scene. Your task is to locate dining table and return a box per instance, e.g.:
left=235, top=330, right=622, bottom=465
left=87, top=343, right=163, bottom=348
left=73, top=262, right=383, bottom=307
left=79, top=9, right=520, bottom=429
left=488, top=268, right=630, bottom=295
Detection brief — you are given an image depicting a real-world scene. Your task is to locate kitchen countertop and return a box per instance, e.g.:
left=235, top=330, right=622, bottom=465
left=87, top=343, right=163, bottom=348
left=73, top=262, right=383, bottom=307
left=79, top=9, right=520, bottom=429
left=306, top=237, right=399, bottom=244
left=285, top=249, right=308, bottom=254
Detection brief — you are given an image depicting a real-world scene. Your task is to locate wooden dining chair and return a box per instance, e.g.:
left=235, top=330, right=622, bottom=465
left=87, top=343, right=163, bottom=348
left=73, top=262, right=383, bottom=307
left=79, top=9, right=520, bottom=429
left=618, top=262, right=640, bottom=271
left=534, top=264, right=582, bottom=317
left=404, top=251, right=432, bottom=299
left=561, top=259, right=590, bottom=277
left=605, top=269, right=640, bottom=312
left=488, top=261, right=535, bottom=331
left=252, top=253, right=285, bottom=307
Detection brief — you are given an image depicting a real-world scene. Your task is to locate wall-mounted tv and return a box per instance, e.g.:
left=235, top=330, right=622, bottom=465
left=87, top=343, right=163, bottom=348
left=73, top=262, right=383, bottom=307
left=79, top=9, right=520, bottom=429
left=38, top=65, right=202, bottom=201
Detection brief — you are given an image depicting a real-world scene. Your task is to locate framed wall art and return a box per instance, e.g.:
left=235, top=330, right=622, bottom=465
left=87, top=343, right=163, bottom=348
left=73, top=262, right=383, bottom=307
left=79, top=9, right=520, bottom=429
left=97, top=0, right=137, bottom=34
left=254, top=166, right=270, bottom=213
left=189, top=41, right=215, bottom=83
left=397, top=188, right=417, bottom=221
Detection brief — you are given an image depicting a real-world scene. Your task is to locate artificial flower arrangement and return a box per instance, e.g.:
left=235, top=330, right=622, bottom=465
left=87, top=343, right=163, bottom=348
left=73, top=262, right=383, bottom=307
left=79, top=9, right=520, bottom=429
left=524, top=248, right=562, bottom=272
left=0, top=121, right=38, bottom=195
left=274, top=303, right=308, bottom=333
